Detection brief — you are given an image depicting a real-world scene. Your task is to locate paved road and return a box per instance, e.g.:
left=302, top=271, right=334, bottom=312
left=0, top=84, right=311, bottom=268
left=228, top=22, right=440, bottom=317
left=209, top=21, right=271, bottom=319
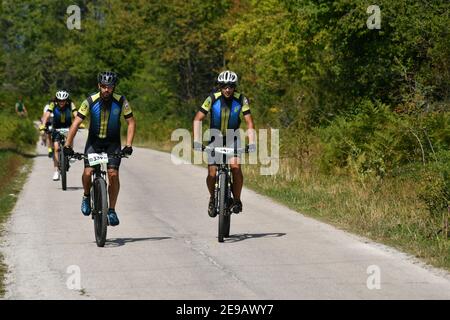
left=2, top=130, right=450, bottom=299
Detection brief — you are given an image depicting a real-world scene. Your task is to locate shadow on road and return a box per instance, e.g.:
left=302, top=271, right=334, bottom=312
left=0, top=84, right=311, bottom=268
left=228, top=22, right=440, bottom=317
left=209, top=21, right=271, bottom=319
left=64, top=186, right=84, bottom=191
left=105, top=237, right=172, bottom=247
left=33, top=153, right=50, bottom=158
left=225, top=233, right=286, bottom=243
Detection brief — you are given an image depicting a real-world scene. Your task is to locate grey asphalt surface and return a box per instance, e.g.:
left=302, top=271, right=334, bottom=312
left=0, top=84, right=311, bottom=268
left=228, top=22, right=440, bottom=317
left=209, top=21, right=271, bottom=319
left=1, top=129, right=450, bottom=299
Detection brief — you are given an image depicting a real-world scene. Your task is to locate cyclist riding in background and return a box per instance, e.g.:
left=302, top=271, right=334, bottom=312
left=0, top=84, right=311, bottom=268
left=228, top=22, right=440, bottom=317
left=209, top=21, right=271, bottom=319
left=193, top=70, right=256, bottom=217
left=40, top=90, right=77, bottom=181
left=64, top=71, right=136, bottom=226
left=41, top=100, right=54, bottom=157
left=15, top=96, right=28, bottom=117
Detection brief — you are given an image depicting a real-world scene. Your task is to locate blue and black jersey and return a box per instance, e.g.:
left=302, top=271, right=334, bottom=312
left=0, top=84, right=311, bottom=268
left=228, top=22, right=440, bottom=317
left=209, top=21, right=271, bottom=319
left=199, top=91, right=250, bottom=135
left=47, top=100, right=77, bottom=129
left=77, top=92, right=133, bottom=142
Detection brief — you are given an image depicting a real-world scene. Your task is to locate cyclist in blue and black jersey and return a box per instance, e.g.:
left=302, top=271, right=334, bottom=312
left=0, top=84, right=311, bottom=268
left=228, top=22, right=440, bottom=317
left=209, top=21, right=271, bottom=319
left=40, top=90, right=77, bottom=181
left=193, top=70, right=256, bottom=217
left=64, top=71, right=136, bottom=226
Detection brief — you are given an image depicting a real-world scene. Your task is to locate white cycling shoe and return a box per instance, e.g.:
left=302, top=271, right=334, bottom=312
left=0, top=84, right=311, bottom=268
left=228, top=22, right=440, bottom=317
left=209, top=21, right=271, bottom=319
left=52, top=171, right=60, bottom=181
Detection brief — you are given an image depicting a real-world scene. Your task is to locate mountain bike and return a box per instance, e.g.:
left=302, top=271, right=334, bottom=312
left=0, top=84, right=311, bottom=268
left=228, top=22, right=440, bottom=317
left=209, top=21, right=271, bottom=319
left=72, top=152, right=128, bottom=247
left=204, top=145, right=250, bottom=243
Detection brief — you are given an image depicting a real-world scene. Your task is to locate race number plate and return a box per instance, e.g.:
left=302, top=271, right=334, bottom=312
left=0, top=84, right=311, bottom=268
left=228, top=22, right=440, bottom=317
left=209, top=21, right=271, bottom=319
left=214, top=147, right=235, bottom=155
left=87, top=153, right=109, bottom=166
left=56, top=128, right=70, bottom=136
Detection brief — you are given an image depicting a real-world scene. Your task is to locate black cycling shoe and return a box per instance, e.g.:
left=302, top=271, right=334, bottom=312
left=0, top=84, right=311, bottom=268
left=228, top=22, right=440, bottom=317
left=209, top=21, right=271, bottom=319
left=208, top=197, right=217, bottom=218
left=231, top=199, right=243, bottom=214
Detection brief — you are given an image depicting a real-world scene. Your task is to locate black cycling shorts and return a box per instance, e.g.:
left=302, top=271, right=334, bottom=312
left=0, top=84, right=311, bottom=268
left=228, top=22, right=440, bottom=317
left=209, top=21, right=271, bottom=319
left=207, top=135, right=242, bottom=165
left=84, top=138, right=121, bottom=170
left=51, top=128, right=68, bottom=142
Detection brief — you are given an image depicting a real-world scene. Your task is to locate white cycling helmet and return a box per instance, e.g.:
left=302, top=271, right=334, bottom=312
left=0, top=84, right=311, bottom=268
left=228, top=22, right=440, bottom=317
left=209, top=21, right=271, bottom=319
left=217, top=70, right=238, bottom=85
left=55, top=90, right=69, bottom=100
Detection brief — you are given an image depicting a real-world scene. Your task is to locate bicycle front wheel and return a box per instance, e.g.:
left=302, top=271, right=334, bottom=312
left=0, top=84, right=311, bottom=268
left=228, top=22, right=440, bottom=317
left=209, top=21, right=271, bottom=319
left=93, top=178, right=108, bottom=247
left=224, top=207, right=231, bottom=238
left=218, top=171, right=228, bottom=243
left=59, top=146, right=67, bottom=191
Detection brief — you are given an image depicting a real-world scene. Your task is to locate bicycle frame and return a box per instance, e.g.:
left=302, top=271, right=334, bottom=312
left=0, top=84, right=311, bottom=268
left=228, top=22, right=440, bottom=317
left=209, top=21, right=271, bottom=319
left=54, top=128, right=70, bottom=190
left=213, top=156, right=233, bottom=217
left=204, top=145, right=248, bottom=242
left=85, top=153, right=113, bottom=208
left=53, top=128, right=69, bottom=146
left=206, top=146, right=248, bottom=214
left=91, top=162, right=107, bottom=184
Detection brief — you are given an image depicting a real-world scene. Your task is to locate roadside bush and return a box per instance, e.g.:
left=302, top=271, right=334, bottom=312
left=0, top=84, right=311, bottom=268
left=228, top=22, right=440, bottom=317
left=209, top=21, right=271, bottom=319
left=418, top=150, right=450, bottom=216
left=317, top=100, right=402, bottom=177
left=0, top=111, right=37, bottom=151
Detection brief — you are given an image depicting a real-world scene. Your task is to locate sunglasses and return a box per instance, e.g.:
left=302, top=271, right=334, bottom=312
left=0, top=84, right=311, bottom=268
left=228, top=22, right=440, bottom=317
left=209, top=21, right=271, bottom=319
left=100, top=84, right=114, bottom=89
left=220, top=84, right=236, bottom=90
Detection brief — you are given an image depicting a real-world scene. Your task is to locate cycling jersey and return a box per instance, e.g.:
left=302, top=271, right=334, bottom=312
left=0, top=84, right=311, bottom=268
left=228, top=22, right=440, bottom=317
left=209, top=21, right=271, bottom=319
left=77, top=92, right=133, bottom=142
left=47, top=100, right=77, bottom=129
left=15, top=101, right=25, bottom=112
left=199, top=91, right=250, bottom=135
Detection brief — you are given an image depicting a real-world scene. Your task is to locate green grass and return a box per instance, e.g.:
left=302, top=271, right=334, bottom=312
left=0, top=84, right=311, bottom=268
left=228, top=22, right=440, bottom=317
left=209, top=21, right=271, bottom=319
left=0, top=150, right=33, bottom=297
left=243, top=159, right=450, bottom=271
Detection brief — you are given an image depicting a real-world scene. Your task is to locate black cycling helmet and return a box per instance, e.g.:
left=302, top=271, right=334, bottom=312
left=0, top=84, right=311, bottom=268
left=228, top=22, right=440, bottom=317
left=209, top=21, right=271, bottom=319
left=97, top=71, right=118, bottom=86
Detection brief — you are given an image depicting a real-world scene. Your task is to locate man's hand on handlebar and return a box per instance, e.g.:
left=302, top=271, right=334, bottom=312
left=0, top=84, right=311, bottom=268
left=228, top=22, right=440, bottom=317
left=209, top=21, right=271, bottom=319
left=39, top=124, right=49, bottom=132
left=63, top=145, right=74, bottom=157
left=247, top=144, right=256, bottom=153
left=121, top=145, right=133, bottom=156
left=193, top=141, right=204, bottom=151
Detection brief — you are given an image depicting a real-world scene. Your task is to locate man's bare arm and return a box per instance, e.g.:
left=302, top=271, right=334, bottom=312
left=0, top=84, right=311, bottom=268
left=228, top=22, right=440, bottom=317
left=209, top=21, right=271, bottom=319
left=125, top=116, right=136, bottom=146
left=193, top=111, right=206, bottom=143
left=244, top=114, right=255, bottom=144
left=65, top=115, right=83, bottom=147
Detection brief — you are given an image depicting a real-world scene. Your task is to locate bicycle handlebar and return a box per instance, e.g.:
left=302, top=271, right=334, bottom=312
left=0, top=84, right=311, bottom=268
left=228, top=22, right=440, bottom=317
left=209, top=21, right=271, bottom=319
left=203, top=145, right=251, bottom=155
left=70, top=152, right=129, bottom=161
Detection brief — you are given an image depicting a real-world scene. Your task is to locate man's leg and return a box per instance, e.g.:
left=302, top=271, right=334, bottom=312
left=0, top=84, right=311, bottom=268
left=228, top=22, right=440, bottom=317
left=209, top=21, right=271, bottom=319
left=230, top=157, right=243, bottom=213
left=82, top=167, right=94, bottom=196
left=230, top=158, right=243, bottom=201
left=206, top=165, right=217, bottom=217
left=80, top=167, right=94, bottom=216
left=53, top=141, right=59, bottom=169
left=47, top=132, right=53, bottom=158
left=51, top=140, right=60, bottom=180
left=207, top=165, right=217, bottom=197
left=107, top=168, right=120, bottom=210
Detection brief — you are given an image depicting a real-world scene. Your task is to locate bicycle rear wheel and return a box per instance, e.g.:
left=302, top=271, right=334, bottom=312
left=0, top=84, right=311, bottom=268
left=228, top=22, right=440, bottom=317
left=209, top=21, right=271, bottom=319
left=93, top=178, right=108, bottom=247
left=218, top=172, right=228, bottom=243
left=59, top=146, right=67, bottom=191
